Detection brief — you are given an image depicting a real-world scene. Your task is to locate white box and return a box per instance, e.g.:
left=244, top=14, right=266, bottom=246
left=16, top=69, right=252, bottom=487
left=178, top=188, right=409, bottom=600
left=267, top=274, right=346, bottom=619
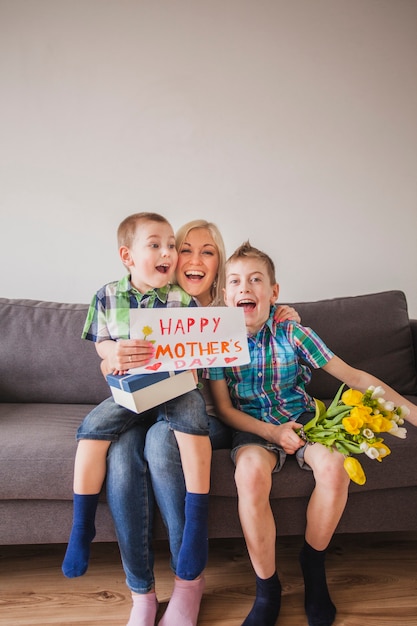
left=107, top=370, right=196, bottom=414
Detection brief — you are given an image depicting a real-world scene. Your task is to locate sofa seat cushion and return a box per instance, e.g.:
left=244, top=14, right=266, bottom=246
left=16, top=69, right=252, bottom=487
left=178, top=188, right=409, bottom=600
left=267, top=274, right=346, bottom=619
left=0, top=403, right=92, bottom=500
left=2, top=395, right=417, bottom=502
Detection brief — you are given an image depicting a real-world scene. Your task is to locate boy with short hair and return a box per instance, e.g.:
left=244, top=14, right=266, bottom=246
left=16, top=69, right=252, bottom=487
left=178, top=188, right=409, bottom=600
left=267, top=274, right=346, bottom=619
left=205, top=241, right=417, bottom=626
left=63, top=212, right=210, bottom=626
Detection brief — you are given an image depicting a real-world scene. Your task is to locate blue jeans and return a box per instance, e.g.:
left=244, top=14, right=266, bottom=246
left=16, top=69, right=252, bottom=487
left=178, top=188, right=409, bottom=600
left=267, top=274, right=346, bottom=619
left=105, top=390, right=231, bottom=593
left=146, top=411, right=231, bottom=576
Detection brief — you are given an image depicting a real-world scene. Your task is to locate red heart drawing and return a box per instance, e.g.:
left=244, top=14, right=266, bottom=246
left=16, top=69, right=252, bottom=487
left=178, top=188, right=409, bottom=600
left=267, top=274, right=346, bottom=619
left=224, top=357, right=237, bottom=363
left=145, top=362, right=162, bottom=371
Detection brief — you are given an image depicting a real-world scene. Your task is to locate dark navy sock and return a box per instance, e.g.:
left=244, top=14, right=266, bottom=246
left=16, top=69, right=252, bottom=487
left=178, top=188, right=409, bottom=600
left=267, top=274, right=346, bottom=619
left=242, top=571, right=282, bottom=626
left=62, top=493, right=99, bottom=578
left=299, top=540, right=336, bottom=626
left=176, top=492, right=209, bottom=581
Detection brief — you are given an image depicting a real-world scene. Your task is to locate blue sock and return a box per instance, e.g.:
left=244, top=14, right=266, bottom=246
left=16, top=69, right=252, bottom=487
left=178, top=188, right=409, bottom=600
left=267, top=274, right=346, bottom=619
left=176, top=492, right=209, bottom=580
left=242, top=572, right=282, bottom=626
left=299, top=540, right=336, bottom=626
left=62, top=493, right=99, bottom=578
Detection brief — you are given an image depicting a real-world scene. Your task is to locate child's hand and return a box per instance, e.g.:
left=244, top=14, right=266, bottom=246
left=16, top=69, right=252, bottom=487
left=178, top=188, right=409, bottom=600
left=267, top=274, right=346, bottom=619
left=266, top=421, right=304, bottom=454
left=274, top=305, right=301, bottom=324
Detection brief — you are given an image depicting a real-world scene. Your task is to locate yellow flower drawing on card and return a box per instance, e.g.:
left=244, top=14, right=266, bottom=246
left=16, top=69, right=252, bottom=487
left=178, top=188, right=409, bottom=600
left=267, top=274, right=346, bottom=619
left=142, top=325, right=156, bottom=343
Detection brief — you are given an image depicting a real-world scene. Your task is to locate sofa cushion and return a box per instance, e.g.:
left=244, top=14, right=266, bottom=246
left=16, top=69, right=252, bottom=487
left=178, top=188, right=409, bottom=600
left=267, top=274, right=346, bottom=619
left=0, top=299, right=110, bottom=404
left=290, top=291, right=417, bottom=399
left=0, top=403, right=89, bottom=499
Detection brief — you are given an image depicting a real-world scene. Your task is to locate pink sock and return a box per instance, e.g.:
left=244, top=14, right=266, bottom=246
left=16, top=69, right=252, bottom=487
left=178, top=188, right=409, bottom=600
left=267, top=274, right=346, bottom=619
left=127, top=591, right=158, bottom=626
left=158, top=575, right=205, bottom=626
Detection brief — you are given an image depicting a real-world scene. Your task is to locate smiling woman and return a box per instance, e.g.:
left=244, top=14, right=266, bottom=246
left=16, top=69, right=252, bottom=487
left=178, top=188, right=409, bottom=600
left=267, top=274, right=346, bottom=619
left=175, top=220, right=226, bottom=306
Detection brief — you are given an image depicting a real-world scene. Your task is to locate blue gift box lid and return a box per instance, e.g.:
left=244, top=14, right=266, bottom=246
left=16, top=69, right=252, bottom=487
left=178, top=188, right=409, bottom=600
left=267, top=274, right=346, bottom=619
left=107, top=371, right=174, bottom=393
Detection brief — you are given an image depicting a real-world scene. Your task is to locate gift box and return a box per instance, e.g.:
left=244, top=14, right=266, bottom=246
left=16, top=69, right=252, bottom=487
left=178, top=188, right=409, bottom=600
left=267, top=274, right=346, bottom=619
left=106, top=370, right=196, bottom=414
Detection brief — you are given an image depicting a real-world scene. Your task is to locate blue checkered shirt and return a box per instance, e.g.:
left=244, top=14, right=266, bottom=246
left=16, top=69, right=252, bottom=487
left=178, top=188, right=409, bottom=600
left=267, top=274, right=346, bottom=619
left=82, top=274, right=197, bottom=342
left=204, top=306, right=334, bottom=424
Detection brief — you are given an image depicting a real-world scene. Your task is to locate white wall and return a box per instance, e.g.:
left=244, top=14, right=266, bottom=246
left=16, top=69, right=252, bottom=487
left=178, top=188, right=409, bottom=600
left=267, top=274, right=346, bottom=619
left=1, top=0, right=416, bottom=315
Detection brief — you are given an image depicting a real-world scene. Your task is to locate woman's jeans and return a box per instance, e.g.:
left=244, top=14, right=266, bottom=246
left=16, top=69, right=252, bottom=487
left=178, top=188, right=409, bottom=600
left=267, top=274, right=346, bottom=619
left=105, top=390, right=231, bottom=593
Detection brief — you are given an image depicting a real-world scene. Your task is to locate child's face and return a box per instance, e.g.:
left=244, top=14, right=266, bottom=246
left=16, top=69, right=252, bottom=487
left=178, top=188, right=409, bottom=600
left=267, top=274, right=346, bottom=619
left=224, top=258, right=279, bottom=334
left=120, top=220, right=178, bottom=293
left=176, top=227, right=220, bottom=306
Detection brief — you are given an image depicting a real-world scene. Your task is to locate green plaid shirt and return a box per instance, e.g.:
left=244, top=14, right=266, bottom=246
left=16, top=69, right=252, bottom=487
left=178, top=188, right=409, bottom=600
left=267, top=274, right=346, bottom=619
left=82, top=274, right=196, bottom=342
left=204, top=306, right=334, bottom=424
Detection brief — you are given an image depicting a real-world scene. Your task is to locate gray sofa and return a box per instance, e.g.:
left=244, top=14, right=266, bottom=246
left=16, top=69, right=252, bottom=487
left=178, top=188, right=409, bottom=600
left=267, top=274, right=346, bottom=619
left=1, top=290, right=416, bottom=545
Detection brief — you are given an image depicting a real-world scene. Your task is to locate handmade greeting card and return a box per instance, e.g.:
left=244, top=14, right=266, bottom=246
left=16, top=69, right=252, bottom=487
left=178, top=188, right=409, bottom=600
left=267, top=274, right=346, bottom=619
left=129, top=306, right=250, bottom=373
left=107, top=306, right=249, bottom=414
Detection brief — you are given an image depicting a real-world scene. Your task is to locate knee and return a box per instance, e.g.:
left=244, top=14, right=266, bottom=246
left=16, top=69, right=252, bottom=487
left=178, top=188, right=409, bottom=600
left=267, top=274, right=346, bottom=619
left=235, top=453, right=272, bottom=500
left=313, top=453, right=350, bottom=492
left=145, top=421, right=181, bottom=473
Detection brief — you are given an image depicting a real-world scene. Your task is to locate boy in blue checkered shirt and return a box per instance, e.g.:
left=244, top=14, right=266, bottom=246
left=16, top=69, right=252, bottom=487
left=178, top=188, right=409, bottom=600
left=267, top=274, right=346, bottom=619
left=63, top=213, right=210, bottom=624
left=205, top=241, right=417, bottom=626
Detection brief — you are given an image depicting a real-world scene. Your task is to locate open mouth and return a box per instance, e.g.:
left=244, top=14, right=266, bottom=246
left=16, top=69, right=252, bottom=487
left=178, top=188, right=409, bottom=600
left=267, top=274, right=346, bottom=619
left=185, top=270, right=205, bottom=282
left=237, top=299, right=256, bottom=312
left=156, top=264, right=170, bottom=274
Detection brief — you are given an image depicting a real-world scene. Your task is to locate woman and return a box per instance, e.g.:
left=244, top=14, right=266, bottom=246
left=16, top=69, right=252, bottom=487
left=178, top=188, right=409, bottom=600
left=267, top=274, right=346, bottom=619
left=105, top=220, right=300, bottom=626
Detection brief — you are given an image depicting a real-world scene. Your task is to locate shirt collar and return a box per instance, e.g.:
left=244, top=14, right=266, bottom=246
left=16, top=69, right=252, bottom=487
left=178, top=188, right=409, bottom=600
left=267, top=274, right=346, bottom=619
left=247, top=306, right=276, bottom=341
left=265, top=305, right=277, bottom=332
left=116, top=275, right=170, bottom=304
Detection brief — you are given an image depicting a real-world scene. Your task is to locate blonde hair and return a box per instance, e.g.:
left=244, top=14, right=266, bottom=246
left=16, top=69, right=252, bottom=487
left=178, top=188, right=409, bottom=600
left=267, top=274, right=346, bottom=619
left=175, top=219, right=226, bottom=306
left=117, top=212, right=171, bottom=248
left=227, top=240, right=277, bottom=285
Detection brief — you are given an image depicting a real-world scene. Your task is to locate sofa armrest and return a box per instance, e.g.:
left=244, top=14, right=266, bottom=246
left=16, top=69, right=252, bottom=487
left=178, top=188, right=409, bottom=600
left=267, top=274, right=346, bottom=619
left=411, top=319, right=417, bottom=372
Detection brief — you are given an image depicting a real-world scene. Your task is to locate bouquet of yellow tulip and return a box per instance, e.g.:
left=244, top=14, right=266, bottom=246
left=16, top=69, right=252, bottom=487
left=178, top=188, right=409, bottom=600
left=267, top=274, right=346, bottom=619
left=298, top=384, right=409, bottom=485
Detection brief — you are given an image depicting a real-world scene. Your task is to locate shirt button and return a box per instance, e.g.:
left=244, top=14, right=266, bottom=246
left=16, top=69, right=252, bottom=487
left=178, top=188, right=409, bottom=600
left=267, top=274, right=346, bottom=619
left=257, top=342, right=262, bottom=348
left=258, top=372, right=262, bottom=378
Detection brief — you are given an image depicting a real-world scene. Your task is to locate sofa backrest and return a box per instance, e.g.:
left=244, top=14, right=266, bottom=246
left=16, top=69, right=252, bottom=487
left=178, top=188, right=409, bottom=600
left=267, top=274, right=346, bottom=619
left=1, top=291, right=416, bottom=404
left=290, top=290, right=417, bottom=399
left=0, top=298, right=110, bottom=404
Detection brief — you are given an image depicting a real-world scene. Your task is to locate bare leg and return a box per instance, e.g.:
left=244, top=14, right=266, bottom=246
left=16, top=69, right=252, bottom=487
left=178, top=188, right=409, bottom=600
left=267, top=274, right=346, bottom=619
left=73, top=439, right=110, bottom=493
left=300, top=443, right=350, bottom=626
left=175, top=432, right=211, bottom=494
left=234, top=446, right=282, bottom=626
left=304, top=443, right=349, bottom=550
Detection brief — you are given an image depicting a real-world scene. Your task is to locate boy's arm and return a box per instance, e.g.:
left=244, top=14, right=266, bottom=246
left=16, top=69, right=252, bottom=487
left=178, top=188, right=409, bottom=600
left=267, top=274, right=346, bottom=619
left=323, top=355, right=417, bottom=427
left=209, top=379, right=303, bottom=453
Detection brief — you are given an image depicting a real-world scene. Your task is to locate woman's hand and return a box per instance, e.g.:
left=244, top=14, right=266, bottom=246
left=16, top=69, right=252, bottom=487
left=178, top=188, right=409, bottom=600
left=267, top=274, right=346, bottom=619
left=274, top=305, right=301, bottom=324
left=96, top=339, right=155, bottom=376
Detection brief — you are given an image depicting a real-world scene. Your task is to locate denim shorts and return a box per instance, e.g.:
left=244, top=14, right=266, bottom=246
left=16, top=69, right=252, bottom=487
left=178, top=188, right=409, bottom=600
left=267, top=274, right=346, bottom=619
left=77, top=388, right=210, bottom=442
left=230, top=411, right=314, bottom=473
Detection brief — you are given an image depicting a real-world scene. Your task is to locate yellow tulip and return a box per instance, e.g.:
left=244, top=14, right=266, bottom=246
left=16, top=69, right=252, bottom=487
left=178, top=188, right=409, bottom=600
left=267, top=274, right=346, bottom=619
left=342, top=415, right=363, bottom=435
left=341, top=389, right=364, bottom=406
left=344, top=457, right=366, bottom=485
left=351, top=405, right=373, bottom=421
left=367, top=415, right=393, bottom=433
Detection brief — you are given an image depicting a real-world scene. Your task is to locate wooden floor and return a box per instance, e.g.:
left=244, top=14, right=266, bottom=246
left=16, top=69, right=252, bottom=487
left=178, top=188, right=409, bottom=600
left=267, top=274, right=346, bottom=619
left=1, top=532, right=416, bottom=625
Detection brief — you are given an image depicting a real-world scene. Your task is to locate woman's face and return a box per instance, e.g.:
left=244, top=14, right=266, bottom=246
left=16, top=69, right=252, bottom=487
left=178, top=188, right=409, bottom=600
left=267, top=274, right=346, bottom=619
left=176, top=227, right=220, bottom=306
